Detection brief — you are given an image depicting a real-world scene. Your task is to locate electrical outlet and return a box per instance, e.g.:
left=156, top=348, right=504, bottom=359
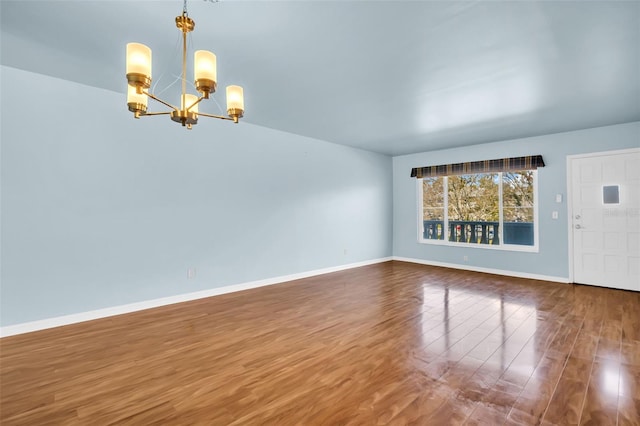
left=463, top=255, right=469, bottom=262
left=552, top=211, right=559, bottom=219
left=187, top=268, right=196, bottom=279
left=343, top=248, right=348, bottom=256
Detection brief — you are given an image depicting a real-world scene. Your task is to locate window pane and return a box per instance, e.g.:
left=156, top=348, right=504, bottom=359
left=422, top=177, right=444, bottom=240
left=503, top=171, right=534, bottom=246
left=447, top=174, right=500, bottom=244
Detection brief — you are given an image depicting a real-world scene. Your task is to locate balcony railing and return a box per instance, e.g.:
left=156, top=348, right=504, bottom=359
left=423, top=220, right=533, bottom=246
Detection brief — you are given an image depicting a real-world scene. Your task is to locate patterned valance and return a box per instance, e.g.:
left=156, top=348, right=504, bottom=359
left=410, top=155, right=545, bottom=178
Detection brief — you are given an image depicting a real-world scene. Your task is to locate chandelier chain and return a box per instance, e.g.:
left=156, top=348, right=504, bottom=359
left=183, top=0, right=188, bottom=16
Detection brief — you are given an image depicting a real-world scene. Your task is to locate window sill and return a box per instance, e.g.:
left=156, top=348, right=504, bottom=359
left=417, top=238, right=539, bottom=253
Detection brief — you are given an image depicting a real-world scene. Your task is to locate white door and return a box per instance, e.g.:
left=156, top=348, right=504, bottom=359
left=570, top=149, right=640, bottom=291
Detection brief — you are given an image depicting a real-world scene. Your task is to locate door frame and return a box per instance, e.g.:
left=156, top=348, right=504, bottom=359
left=566, top=147, right=640, bottom=284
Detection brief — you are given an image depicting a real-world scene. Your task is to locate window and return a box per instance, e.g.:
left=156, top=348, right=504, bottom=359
left=418, top=170, right=538, bottom=250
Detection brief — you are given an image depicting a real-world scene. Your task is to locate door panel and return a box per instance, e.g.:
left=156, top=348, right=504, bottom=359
left=571, top=150, right=640, bottom=291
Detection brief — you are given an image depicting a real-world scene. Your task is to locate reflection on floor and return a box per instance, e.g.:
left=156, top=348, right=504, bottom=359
left=1, top=261, right=639, bottom=424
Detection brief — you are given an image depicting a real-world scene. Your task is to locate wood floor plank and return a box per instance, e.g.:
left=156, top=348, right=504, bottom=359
left=1, top=261, right=639, bottom=425
left=542, top=357, right=593, bottom=425
left=579, top=360, right=621, bottom=426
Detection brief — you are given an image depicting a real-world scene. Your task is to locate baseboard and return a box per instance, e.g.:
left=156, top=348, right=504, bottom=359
left=0, top=257, right=393, bottom=338
left=392, top=256, right=571, bottom=284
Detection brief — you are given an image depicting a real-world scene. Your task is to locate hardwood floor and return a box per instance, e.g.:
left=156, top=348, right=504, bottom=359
left=1, top=261, right=639, bottom=425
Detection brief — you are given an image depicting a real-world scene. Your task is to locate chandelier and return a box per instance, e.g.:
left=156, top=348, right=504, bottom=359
left=125, top=1, right=244, bottom=129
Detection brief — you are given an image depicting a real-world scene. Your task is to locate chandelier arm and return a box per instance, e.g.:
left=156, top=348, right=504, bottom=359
left=140, top=112, right=173, bottom=116
left=197, top=112, right=235, bottom=121
left=143, top=91, right=179, bottom=111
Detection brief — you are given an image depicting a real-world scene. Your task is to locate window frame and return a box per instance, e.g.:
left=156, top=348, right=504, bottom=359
left=416, top=170, right=539, bottom=252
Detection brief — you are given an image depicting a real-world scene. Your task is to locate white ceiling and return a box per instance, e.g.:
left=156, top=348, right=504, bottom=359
left=2, top=0, right=639, bottom=155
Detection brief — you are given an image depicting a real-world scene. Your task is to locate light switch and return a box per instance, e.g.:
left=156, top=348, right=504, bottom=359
left=552, top=211, right=559, bottom=219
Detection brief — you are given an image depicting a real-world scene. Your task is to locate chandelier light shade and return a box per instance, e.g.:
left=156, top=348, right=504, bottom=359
left=226, top=85, right=245, bottom=121
left=127, top=85, right=148, bottom=113
left=182, top=94, right=199, bottom=114
left=125, top=2, right=245, bottom=129
left=126, top=43, right=152, bottom=89
left=194, top=50, right=217, bottom=96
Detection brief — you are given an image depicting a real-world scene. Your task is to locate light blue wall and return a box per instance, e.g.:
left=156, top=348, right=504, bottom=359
left=3, top=65, right=638, bottom=328
left=0, top=66, right=393, bottom=326
left=393, top=121, right=640, bottom=279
